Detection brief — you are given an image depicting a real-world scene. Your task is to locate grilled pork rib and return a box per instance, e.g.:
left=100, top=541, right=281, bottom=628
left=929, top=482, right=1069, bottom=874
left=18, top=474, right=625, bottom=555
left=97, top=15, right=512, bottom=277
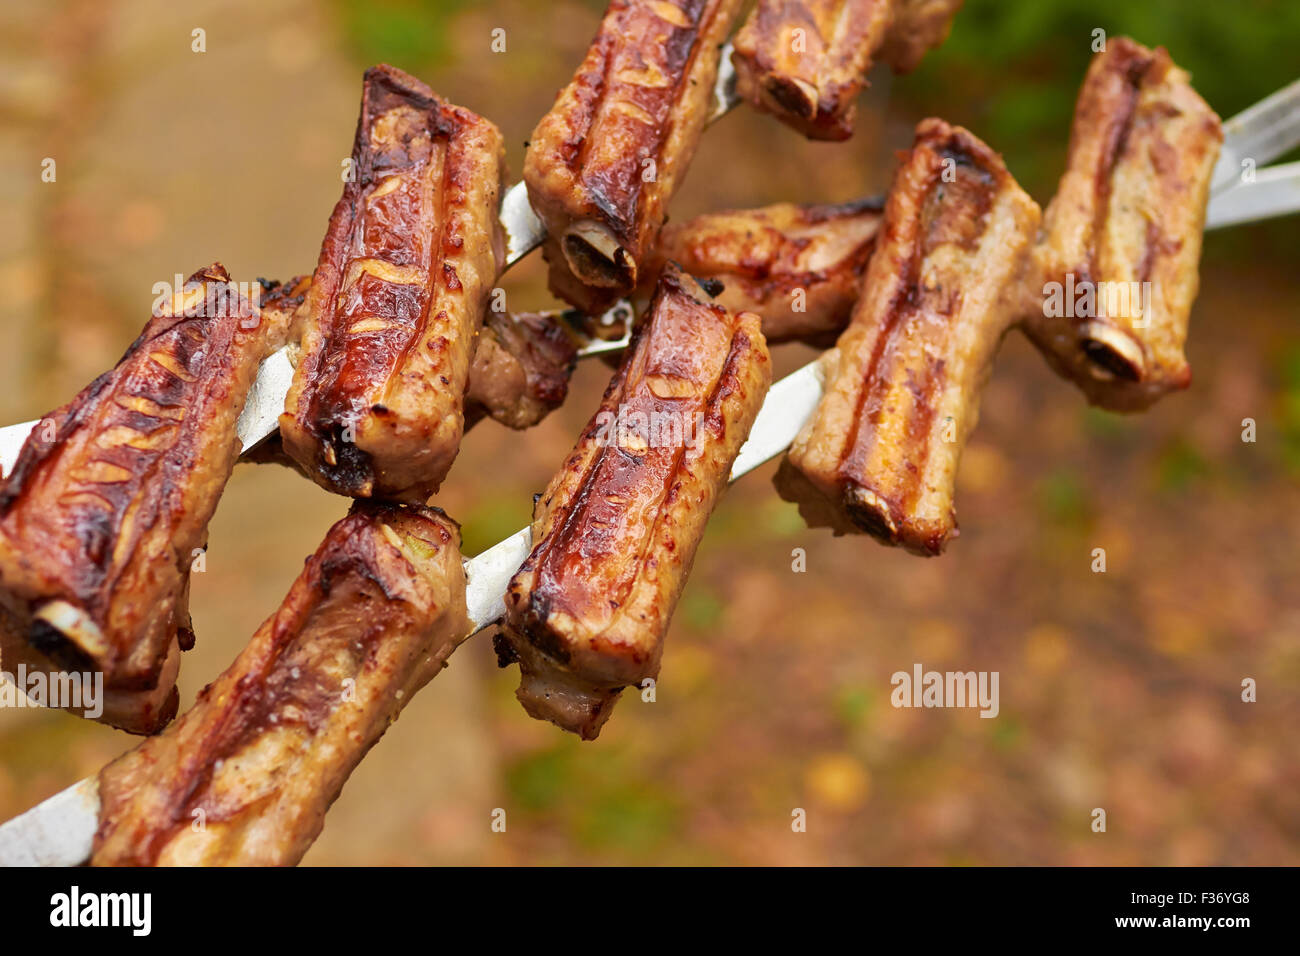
left=499, top=265, right=771, bottom=739
left=0, top=264, right=291, bottom=733
left=1020, top=38, right=1222, bottom=411
left=776, top=119, right=1040, bottom=555
left=732, top=0, right=896, bottom=140
left=524, top=0, right=743, bottom=307
left=92, top=502, right=468, bottom=866
left=466, top=310, right=580, bottom=431
left=651, top=197, right=883, bottom=344
left=280, top=64, right=505, bottom=502
left=730, top=0, right=962, bottom=139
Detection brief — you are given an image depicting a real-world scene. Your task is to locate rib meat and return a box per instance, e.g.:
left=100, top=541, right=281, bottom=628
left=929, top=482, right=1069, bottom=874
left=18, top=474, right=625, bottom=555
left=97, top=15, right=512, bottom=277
left=650, top=197, right=883, bottom=344
left=731, top=0, right=896, bottom=140
left=92, top=502, right=468, bottom=866
left=776, top=118, right=1040, bottom=554
left=499, top=265, right=771, bottom=739
left=466, top=310, right=580, bottom=431
left=524, top=0, right=743, bottom=305
left=280, top=64, right=505, bottom=502
left=877, top=0, right=964, bottom=74
left=1019, top=38, right=1222, bottom=411
left=0, top=264, right=291, bottom=733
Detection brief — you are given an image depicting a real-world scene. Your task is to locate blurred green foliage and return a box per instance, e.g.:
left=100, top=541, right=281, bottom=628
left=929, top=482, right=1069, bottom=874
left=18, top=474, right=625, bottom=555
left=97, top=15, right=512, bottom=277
left=681, top=587, right=725, bottom=633
left=1034, top=469, right=1091, bottom=527
left=1081, top=406, right=1133, bottom=443
left=332, top=0, right=473, bottom=74
left=1276, top=343, right=1300, bottom=474
left=505, top=741, right=682, bottom=854
left=990, top=715, right=1024, bottom=752
left=1156, top=436, right=1211, bottom=492
left=834, top=684, right=874, bottom=727
left=458, top=492, right=533, bottom=556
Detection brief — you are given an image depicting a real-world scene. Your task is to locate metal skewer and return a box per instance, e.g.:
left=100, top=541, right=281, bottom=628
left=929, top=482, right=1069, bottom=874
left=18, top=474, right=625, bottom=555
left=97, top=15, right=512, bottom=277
left=1, top=69, right=1297, bottom=476
left=0, top=354, right=824, bottom=866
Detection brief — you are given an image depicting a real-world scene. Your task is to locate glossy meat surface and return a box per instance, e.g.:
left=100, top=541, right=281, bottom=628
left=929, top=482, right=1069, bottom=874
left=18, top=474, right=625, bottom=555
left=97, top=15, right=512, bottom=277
left=466, top=310, right=580, bottom=431
left=651, top=197, right=883, bottom=344
left=500, top=266, right=771, bottom=739
left=777, top=119, right=1039, bottom=554
left=524, top=0, right=743, bottom=301
left=732, top=0, right=895, bottom=140
left=92, top=502, right=468, bottom=866
left=280, top=64, right=505, bottom=502
left=249, top=267, right=580, bottom=435
left=0, top=264, right=290, bottom=733
left=1019, top=38, right=1222, bottom=411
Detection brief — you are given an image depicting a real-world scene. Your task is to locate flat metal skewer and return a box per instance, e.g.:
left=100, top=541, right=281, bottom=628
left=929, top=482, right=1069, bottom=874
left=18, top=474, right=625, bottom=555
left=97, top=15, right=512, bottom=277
left=1, top=69, right=1297, bottom=475
left=0, top=355, right=824, bottom=867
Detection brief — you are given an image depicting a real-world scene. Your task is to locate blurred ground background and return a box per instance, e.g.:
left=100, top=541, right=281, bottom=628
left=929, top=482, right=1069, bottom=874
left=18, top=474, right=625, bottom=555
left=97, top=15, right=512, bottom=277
left=0, top=0, right=1297, bottom=865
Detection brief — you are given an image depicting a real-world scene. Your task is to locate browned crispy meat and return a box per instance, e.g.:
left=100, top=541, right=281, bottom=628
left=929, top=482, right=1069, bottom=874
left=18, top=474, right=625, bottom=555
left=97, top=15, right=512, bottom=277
left=731, top=0, right=895, bottom=140
left=500, top=265, right=771, bottom=740
left=258, top=274, right=312, bottom=336
left=280, top=64, right=505, bottom=503
left=92, top=502, right=468, bottom=866
left=776, top=119, right=1039, bottom=555
left=266, top=198, right=875, bottom=441
left=1019, top=38, right=1222, bottom=411
left=466, top=310, right=580, bottom=431
left=524, top=0, right=743, bottom=305
left=650, top=197, right=884, bottom=345
left=0, top=264, right=291, bottom=733
left=877, top=0, right=963, bottom=74
left=245, top=267, right=579, bottom=437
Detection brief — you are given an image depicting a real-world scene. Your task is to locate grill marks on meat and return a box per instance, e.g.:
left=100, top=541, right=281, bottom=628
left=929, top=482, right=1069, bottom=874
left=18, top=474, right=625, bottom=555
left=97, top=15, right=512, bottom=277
left=650, top=197, right=884, bottom=345
left=500, top=265, right=771, bottom=739
left=524, top=0, right=743, bottom=305
left=1020, top=38, right=1222, bottom=411
left=732, top=0, right=896, bottom=140
left=92, top=502, right=469, bottom=866
left=249, top=268, right=581, bottom=435
left=0, top=264, right=291, bottom=733
left=280, top=64, right=505, bottom=502
left=776, top=119, right=1039, bottom=555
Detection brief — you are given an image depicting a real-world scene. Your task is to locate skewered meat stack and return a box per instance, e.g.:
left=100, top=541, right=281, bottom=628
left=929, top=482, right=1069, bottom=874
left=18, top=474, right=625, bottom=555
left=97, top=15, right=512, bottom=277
left=0, top=1, right=1253, bottom=865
